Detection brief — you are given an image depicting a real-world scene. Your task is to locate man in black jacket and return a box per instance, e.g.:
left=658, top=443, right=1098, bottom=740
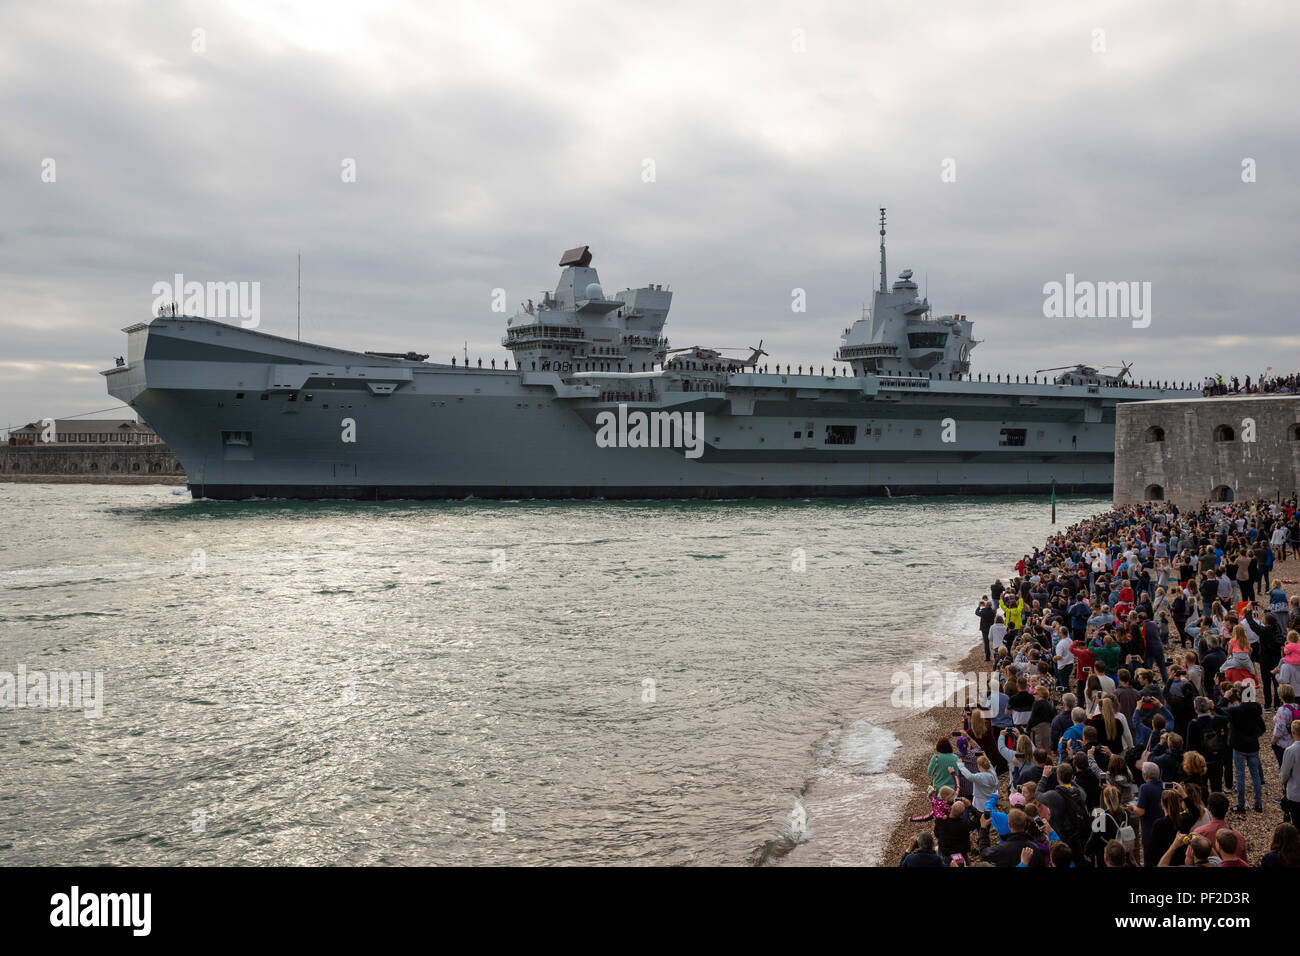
left=1247, top=608, right=1286, bottom=709
left=977, top=808, right=1047, bottom=866
left=1226, top=684, right=1266, bottom=812
left=1150, top=733, right=1186, bottom=786
left=1038, top=763, right=1091, bottom=862
left=1071, top=752, right=1103, bottom=810
left=1200, top=636, right=1227, bottom=690
left=1186, top=697, right=1232, bottom=793
left=899, top=831, right=946, bottom=867
left=1050, top=693, right=1078, bottom=752
left=933, top=799, right=978, bottom=862
left=976, top=598, right=997, bottom=661
left=1199, top=570, right=1220, bottom=609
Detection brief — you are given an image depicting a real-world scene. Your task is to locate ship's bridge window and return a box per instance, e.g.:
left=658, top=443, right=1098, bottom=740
left=907, top=332, right=948, bottom=349
left=824, top=424, right=857, bottom=445
left=998, top=427, right=1027, bottom=447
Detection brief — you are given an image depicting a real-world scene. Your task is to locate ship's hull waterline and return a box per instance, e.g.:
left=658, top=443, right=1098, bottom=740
left=105, top=315, right=1185, bottom=502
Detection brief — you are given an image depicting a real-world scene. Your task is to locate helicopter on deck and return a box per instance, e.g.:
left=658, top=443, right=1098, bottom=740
left=1036, top=362, right=1133, bottom=387
left=664, top=341, right=768, bottom=372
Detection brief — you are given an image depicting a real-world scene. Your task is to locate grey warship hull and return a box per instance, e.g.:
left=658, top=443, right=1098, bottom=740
left=103, top=318, right=1185, bottom=501
left=104, top=233, right=1193, bottom=500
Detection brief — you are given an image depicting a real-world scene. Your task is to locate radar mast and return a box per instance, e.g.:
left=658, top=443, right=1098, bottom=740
left=878, top=208, right=887, bottom=294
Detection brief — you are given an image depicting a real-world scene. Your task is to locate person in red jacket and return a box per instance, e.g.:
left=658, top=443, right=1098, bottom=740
left=1071, top=639, right=1096, bottom=686
left=1114, top=580, right=1135, bottom=621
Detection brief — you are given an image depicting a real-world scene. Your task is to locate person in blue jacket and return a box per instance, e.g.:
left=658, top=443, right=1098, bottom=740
left=983, top=793, right=1059, bottom=842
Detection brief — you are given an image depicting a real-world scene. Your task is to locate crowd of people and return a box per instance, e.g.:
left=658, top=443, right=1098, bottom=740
left=901, top=495, right=1300, bottom=867
left=1202, top=372, right=1300, bottom=396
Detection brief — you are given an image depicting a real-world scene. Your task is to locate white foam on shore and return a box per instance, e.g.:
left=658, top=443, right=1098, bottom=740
left=774, top=598, right=987, bottom=866
left=822, top=718, right=901, bottom=774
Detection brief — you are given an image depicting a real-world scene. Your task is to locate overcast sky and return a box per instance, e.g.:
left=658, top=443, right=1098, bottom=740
left=2, top=0, right=1297, bottom=432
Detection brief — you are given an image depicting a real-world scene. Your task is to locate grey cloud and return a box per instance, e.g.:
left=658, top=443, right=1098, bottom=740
left=2, top=0, right=1298, bottom=432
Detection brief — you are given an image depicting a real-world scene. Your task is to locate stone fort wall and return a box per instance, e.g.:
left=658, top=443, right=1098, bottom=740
left=0, top=444, right=183, bottom=479
left=1114, top=395, right=1300, bottom=507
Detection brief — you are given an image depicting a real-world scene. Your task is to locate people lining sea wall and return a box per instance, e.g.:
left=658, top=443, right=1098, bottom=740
left=894, top=495, right=1300, bottom=868
left=1202, top=372, right=1300, bottom=397
left=1114, top=395, right=1300, bottom=507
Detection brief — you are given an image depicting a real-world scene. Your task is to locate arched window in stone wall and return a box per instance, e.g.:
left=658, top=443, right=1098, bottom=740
left=1289, top=423, right=1300, bottom=441
left=1145, top=484, right=1165, bottom=500
left=1145, top=426, right=1166, bottom=443
left=1211, top=484, right=1235, bottom=502
left=1213, top=424, right=1234, bottom=442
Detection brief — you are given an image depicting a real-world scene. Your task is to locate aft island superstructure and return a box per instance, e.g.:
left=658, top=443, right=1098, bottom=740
left=104, top=218, right=1193, bottom=499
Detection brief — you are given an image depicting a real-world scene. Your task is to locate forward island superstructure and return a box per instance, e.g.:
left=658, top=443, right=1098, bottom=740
left=104, top=217, right=1193, bottom=499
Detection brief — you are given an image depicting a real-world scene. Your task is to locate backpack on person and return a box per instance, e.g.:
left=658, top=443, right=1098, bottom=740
left=1198, top=718, right=1227, bottom=757
left=1279, top=702, right=1300, bottom=737
left=1057, top=786, right=1091, bottom=843
left=1090, top=807, right=1136, bottom=851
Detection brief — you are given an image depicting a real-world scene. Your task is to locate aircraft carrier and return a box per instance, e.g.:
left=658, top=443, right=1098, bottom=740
left=103, top=215, right=1194, bottom=500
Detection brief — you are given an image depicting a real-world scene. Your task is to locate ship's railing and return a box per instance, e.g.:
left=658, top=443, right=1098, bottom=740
left=837, top=344, right=898, bottom=360
left=502, top=325, right=585, bottom=347
left=869, top=370, right=1200, bottom=390
left=877, top=376, right=930, bottom=389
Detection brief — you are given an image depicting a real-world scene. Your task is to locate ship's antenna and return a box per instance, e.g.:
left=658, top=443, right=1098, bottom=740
left=878, top=207, right=887, bottom=293
left=296, top=251, right=301, bottom=342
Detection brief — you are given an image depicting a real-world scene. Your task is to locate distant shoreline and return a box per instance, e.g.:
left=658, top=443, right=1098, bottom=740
left=0, top=475, right=185, bottom=485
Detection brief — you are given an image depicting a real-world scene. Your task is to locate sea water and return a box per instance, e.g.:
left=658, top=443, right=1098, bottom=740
left=0, top=484, right=1105, bottom=865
